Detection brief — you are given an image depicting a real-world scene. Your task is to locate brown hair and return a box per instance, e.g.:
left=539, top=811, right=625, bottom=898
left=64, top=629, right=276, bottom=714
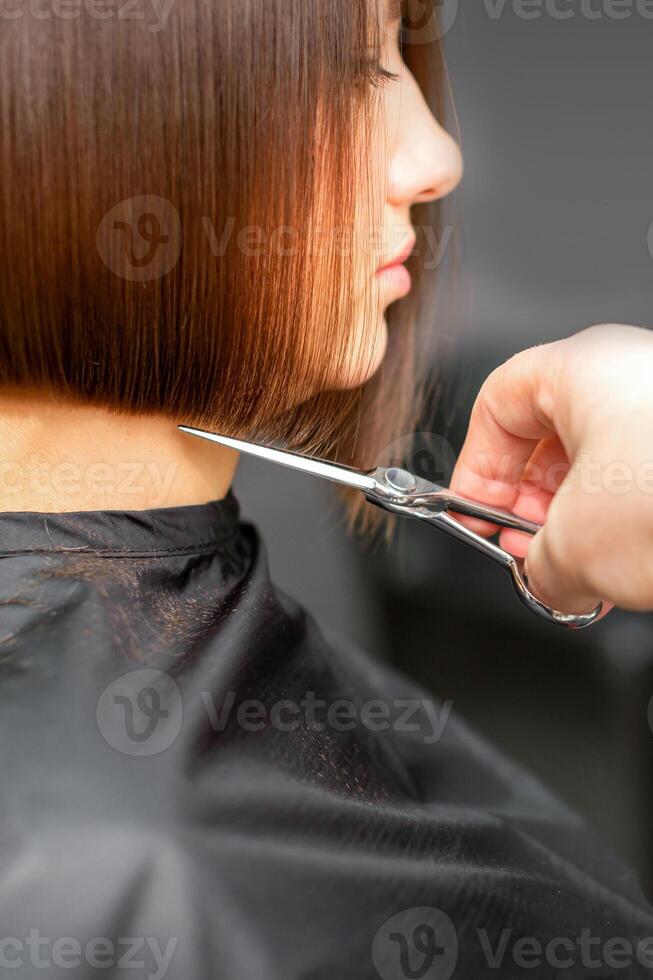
left=0, top=0, right=448, bottom=532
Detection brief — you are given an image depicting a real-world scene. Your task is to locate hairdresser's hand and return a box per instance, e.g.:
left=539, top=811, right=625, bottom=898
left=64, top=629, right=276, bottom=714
left=449, top=323, right=653, bottom=617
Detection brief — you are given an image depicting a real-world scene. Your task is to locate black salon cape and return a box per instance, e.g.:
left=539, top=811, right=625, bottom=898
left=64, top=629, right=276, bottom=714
left=0, top=491, right=650, bottom=980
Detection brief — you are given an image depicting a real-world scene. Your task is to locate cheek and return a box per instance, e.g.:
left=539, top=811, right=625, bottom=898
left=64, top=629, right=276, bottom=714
left=352, top=312, right=389, bottom=386
left=301, top=89, right=396, bottom=396
left=330, top=307, right=389, bottom=391
left=331, top=217, right=394, bottom=391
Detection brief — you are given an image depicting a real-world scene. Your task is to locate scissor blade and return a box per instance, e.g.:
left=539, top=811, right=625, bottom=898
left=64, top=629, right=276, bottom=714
left=177, top=427, right=377, bottom=492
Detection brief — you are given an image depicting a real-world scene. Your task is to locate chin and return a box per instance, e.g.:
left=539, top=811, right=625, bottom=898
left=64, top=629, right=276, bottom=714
left=331, top=314, right=389, bottom=392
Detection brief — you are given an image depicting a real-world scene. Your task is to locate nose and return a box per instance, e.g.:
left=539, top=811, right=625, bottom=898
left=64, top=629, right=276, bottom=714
left=387, top=73, right=463, bottom=207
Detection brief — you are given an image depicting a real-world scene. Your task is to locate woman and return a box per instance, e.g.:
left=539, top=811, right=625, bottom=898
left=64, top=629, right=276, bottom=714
left=0, top=0, right=652, bottom=977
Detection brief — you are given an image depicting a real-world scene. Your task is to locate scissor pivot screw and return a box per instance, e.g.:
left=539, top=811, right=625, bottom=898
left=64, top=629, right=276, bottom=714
left=385, top=468, right=417, bottom=493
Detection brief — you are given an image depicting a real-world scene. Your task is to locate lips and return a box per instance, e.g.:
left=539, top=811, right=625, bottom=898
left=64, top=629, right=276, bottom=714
left=375, top=233, right=417, bottom=275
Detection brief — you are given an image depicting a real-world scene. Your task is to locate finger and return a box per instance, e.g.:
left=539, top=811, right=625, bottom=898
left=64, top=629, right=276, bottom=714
left=523, top=419, right=653, bottom=613
left=525, top=529, right=604, bottom=615
left=498, top=483, right=552, bottom=557
left=522, top=460, right=604, bottom=615
left=498, top=436, right=569, bottom=556
left=522, top=434, right=569, bottom=494
left=596, top=600, right=615, bottom=623
left=450, top=345, right=558, bottom=536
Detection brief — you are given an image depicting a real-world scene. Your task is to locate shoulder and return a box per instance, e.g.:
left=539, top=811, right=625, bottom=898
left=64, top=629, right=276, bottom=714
left=316, top=623, right=653, bottom=917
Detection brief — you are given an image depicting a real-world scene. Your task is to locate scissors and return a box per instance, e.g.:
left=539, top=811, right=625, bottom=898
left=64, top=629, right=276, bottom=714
left=178, top=426, right=602, bottom=630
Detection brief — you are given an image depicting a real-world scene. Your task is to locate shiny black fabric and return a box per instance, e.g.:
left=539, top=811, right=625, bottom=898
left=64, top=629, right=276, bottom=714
left=0, top=490, right=650, bottom=980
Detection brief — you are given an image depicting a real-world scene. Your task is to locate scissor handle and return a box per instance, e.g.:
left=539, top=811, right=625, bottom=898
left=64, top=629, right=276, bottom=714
left=372, top=497, right=602, bottom=629
left=505, top=553, right=601, bottom=628
left=426, top=510, right=602, bottom=629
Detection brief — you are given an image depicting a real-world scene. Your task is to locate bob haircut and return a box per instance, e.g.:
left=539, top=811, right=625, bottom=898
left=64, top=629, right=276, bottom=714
left=0, top=0, right=448, bottom=531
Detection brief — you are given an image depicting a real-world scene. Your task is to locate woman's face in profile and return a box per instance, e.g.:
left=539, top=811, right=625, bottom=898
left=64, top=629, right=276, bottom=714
left=340, top=3, right=463, bottom=391
left=0, top=0, right=463, bottom=459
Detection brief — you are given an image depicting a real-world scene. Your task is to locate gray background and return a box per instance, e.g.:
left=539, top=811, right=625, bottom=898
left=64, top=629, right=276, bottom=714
left=235, top=1, right=653, bottom=891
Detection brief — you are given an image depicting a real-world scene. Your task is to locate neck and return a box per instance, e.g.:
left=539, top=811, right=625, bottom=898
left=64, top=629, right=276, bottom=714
left=0, top=389, right=238, bottom=513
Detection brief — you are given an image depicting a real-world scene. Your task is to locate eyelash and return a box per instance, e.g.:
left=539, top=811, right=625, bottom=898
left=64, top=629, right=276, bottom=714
left=368, top=61, right=401, bottom=84
left=362, top=25, right=403, bottom=86
left=357, top=4, right=404, bottom=88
